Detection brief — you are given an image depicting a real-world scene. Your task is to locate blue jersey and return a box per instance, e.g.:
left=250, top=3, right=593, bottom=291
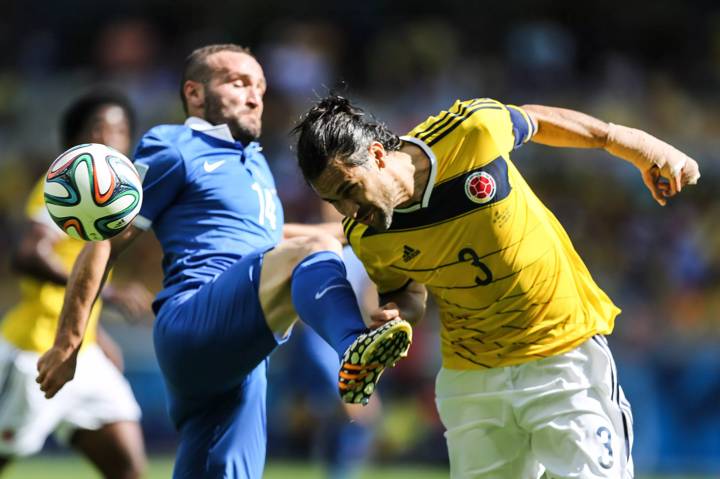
left=133, top=118, right=284, bottom=312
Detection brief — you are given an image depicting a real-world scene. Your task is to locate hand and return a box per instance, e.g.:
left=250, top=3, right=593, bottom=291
left=641, top=154, right=700, bottom=206
left=369, top=302, right=401, bottom=329
left=36, top=345, right=79, bottom=399
left=102, top=282, right=153, bottom=321
left=605, top=123, right=701, bottom=206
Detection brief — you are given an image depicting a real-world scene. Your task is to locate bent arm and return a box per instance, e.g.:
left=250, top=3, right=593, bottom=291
left=11, top=222, right=69, bottom=285
left=522, top=104, right=700, bottom=205
left=521, top=105, right=609, bottom=149
left=376, top=281, right=428, bottom=327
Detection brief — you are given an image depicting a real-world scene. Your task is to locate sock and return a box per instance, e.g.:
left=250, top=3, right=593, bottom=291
left=291, top=251, right=367, bottom=358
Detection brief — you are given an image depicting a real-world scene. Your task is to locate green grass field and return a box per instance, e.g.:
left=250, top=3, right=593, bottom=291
left=0, top=455, right=714, bottom=479
left=2, top=456, right=451, bottom=479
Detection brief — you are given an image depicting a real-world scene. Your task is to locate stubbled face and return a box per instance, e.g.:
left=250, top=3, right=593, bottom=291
left=202, top=51, right=266, bottom=144
left=86, top=105, right=132, bottom=155
left=312, top=158, right=396, bottom=231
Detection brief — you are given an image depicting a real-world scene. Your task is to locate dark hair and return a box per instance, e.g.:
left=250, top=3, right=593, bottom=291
left=292, top=94, right=402, bottom=181
left=60, top=89, right=135, bottom=149
left=180, top=43, right=253, bottom=114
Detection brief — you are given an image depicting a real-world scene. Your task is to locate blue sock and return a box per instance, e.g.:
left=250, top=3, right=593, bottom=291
left=291, top=251, right=367, bottom=358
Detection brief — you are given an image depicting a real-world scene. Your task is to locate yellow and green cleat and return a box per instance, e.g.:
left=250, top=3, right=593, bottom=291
left=338, top=318, right=413, bottom=405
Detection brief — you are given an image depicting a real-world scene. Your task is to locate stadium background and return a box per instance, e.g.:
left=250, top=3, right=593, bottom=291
left=1, top=0, right=719, bottom=477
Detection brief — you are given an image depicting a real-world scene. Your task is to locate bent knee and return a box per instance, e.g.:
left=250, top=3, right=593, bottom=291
left=305, top=233, right=343, bottom=255
left=285, top=232, right=343, bottom=258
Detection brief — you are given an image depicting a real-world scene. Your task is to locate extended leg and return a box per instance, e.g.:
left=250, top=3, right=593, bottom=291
left=259, top=233, right=411, bottom=404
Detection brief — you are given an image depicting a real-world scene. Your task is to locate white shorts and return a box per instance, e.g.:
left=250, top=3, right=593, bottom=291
left=0, top=338, right=141, bottom=457
left=436, top=336, right=634, bottom=479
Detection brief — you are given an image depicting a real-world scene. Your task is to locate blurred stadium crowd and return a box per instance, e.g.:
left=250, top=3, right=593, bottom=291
left=1, top=0, right=719, bottom=475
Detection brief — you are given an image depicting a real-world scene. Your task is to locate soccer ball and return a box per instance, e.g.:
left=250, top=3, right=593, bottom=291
left=44, top=143, right=143, bottom=241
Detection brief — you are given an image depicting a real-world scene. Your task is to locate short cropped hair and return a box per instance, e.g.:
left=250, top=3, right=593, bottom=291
left=180, top=43, right=253, bottom=114
left=60, top=89, right=135, bottom=149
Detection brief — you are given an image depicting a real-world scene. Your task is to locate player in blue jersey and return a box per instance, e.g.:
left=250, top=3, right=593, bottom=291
left=35, top=44, right=412, bottom=478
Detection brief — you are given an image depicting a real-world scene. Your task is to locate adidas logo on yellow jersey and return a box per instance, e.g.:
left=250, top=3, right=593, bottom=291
left=402, top=245, right=420, bottom=262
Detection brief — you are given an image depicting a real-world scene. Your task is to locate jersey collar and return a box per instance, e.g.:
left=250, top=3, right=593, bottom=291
left=185, top=116, right=235, bottom=143
left=394, top=135, right=437, bottom=213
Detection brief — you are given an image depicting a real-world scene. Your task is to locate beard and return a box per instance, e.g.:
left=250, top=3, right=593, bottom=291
left=203, top=90, right=261, bottom=145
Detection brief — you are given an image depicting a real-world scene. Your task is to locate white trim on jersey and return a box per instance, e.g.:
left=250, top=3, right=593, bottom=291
left=185, top=116, right=235, bottom=143
left=132, top=214, right=152, bottom=231
left=394, top=135, right=437, bottom=213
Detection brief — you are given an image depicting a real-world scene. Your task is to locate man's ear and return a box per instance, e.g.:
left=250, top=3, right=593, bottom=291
left=369, top=141, right=387, bottom=169
left=183, top=80, right=205, bottom=113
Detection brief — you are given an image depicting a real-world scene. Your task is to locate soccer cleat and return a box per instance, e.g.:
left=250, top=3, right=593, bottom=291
left=338, top=318, right=413, bottom=405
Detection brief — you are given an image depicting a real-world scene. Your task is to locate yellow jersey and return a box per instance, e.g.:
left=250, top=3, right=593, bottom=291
left=344, top=98, right=620, bottom=370
left=1, top=178, right=100, bottom=352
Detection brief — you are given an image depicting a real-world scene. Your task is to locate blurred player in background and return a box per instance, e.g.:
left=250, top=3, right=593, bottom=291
left=294, top=95, right=700, bottom=478
left=0, top=90, right=151, bottom=479
left=36, top=44, right=411, bottom=478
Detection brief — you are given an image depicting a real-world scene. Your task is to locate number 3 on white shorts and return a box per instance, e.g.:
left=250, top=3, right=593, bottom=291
left=596, top=426, right=614, bottom=469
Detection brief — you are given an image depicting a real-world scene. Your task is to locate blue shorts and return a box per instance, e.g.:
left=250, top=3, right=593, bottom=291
left=154, top=250, right=281, bottom=478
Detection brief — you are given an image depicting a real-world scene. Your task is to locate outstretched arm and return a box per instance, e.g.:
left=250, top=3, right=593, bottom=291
left=522, top=105, right=700, bottom=206
left=36, top=225, right=143, bottom=398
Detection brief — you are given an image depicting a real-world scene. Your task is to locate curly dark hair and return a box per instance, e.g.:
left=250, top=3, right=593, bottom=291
left=60, top=89, right=135, bottom=149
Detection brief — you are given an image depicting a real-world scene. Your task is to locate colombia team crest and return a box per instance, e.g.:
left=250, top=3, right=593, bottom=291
left=464, top=171, right=496, bottom=204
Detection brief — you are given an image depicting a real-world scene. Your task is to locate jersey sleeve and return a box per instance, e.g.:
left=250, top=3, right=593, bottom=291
left=505, top=104, right=536, bottom=148
left=408, top=98, right=536, bottom=157
left=468, top=99, right=536, bottom=154
left=132, top=129, right=186, bottom=230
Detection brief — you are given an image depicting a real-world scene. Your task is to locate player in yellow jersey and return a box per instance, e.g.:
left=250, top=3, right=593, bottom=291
left=293, top=95, right=700, bottom=478
left=0, top=91, right=151, bottom=478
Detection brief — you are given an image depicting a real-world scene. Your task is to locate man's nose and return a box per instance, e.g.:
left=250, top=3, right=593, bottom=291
left=246, top=87, right=262, bottom=108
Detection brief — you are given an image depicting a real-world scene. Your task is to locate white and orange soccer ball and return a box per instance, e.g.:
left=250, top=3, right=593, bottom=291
left=44, top=143, right=143, bottom=241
